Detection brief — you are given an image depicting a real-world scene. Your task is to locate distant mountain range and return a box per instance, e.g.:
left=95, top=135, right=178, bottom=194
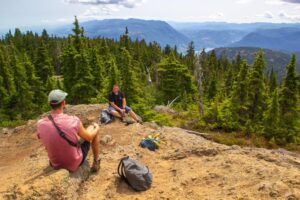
left=2, top=19, right=300, bottom=54
left=213, top=47, right=300, bottom=81
left=50, top=19, right=190, bottom=50
left=170, top=21, right=300, bottom=52
left=230, top=28, right=300, bottom=53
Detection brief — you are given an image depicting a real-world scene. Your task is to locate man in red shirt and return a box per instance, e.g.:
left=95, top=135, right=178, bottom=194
left=37, top=89, right=101, bottom=173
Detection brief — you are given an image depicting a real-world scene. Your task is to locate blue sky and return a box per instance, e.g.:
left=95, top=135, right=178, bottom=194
left=1, top=0, right=300, bottom=29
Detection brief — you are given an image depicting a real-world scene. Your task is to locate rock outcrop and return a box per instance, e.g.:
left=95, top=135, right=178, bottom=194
left=0, top=104, right=300, bottom=200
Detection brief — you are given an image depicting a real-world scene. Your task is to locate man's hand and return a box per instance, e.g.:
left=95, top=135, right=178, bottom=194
left=120, top=109, right=126, bottom=117
left=79, top=122, right=100, bottom=142
left=92, top=123, right=100, bottom=131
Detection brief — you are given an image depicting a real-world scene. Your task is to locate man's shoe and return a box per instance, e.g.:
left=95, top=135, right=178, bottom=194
left=91, top=158, right=101, bottom=173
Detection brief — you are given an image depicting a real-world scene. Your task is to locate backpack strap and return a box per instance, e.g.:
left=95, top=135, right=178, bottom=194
left=117, top=157, right=135, bottom=189
left=48, top=115, right=79, bottom=148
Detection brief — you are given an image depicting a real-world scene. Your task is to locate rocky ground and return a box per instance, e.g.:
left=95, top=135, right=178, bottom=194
left=0, top=104, right=300, bottom=200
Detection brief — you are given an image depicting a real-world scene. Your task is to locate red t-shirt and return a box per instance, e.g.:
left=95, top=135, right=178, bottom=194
left=37, top=113, right=82, bottom=172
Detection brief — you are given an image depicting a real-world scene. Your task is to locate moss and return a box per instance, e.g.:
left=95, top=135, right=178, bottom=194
left=0, top=120, right=27, bottom=128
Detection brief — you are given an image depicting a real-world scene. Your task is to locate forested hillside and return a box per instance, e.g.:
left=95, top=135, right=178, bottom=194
left=0, top=17, right=300, bottom=146
left=213, top=47, right=300, bottom=81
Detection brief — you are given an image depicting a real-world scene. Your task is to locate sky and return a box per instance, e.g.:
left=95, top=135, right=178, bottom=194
left=1, top=0, right=300, bottom=29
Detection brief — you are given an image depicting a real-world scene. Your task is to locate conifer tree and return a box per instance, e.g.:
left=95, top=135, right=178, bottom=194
left=0, top=50, right=15, bottom=95
left=41, top=29, right=49, bottom=43
left=0, top=74, right=8, bottom=112
left=89, top=47, right=104, bottom=91
left=157, top=52, right=196, bottom=104
left=269, top=68, right=278, bottom=94
left=61, top=42, right=77, bottom=94
left=107, top=58, right=121, bottom=91
left=117, top=47, right=141, bottom=104
left=71, top=50, right=97, bottom=104
left=229, top=61, right=249, bottom=123
left=186, top=41, right=196, bottom=73
left=35, top=41, right=54, bottom=83
left=207, top=77, right=217, bottom=100
left=233, top=53, right=242, bottom=72
left=279, top=54, right=299, bottom=142
left=263, top=89, right=280, bottom=140
left=120, top=27, right=130, bottom=50
left=9, top=54, right=34, bottom=118
left=72, top=16, right=84, bottom=52
left=23, top=54, right=47, bottom=111
left=247, top=50, right=266, bottom=123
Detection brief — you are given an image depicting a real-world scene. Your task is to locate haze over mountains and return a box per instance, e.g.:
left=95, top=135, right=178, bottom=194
left=1, top=18, right=300, bottom=54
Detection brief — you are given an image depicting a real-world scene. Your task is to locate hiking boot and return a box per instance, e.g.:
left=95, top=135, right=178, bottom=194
left=137, top=119, right=143, bottom=124
left=91, top=158, right=101, bottom=173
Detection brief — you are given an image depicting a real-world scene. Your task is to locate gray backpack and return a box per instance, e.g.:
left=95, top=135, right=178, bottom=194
left=117, top=156, right=152, bottom=191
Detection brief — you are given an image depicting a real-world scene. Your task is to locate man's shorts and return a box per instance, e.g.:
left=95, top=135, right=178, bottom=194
left=108, top=105, right=132, bottom=114
left=80, top=140, right=91, bottom=165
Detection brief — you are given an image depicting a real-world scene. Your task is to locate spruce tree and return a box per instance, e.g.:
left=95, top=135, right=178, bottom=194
left=35, top=41, right=54, bottom=84
left=269, top=68, right=278, bottom=94
left=0, top=50, right=15, bottom=95
left=23, top=54, right=47, bottom=111
left=229, top=61, right=249, bottom=124
left=107, top=58, right=121, bottom=91
left=120, top=27, right=130, bottom=50
left=157, top=52, right=196, bottom=104
left=9, top=54, right=34, bottom=119
left=279, top=54, right=299, bottom=142
left=71, top=50, right=97, bottom=104
left=186, top=41, right=196, bottom=73
left=61, top=42, right=77, bottom=94
left=89, top=47, right=104, bottom=91
left=117, top=47, right=141, bottom=104
left=0, top=74, right=8, bottom=113
left=207, top=77, right=217, bottom=100
left=247, top=50, right=266, bottom=124
left=263, top=89, right=280, bottom=140
left=72, top=16, right=84, bottom=52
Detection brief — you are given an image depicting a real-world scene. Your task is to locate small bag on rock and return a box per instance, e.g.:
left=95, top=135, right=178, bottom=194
left=100, top=109, right=113, bottom=124
left=117, top=156, right=152, bottom=191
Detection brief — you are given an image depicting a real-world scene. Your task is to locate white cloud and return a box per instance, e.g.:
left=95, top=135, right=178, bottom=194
left=278, top=10, right=300, bottom=21
left=64, top=0, right=146, bottom=8
left=208, top=12, right=224, bottom=19
left=79, top=5, right=120, bottom=19
left=265, top=0, right=285, bottom=5
left=65, top=0, right=147, bottom=20
left=264, top=11, right=274, bottom=18
left=236, top=0, right=253, bottom=4
left=41, top=17, right=73, bottom=25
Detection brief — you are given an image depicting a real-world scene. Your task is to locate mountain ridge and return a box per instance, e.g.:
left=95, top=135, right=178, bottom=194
left=230, top=28, right=300, bottom=53
left=213, top=47, right=300, bottom=81
left=1, top=19, right=300, bottom=53
left=51, top=18, right=190, bottom=50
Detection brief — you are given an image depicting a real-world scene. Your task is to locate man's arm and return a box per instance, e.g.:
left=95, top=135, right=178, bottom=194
left=122, top=98, right=127, bottom=109
left=78, top=122, right=99, bottom=142
left=109, top=101, right=122, bottom=112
